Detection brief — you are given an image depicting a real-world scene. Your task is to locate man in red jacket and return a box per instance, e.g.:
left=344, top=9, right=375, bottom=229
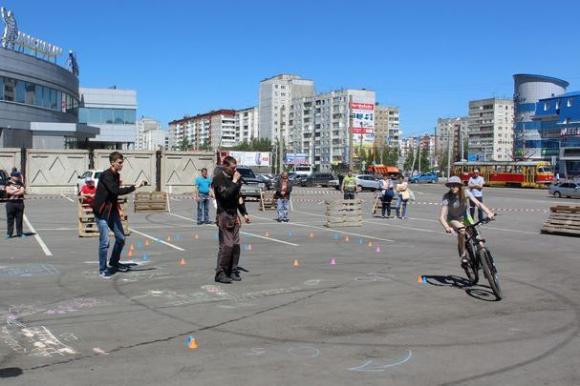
left=93, top=152, right=146, bottom=279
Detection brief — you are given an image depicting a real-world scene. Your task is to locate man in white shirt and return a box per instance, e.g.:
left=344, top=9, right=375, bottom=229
left=468, top=169, right=485, bottom=221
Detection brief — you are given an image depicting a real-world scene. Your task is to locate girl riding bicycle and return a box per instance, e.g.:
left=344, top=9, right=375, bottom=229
left=439, top=176, right=494, bottom=266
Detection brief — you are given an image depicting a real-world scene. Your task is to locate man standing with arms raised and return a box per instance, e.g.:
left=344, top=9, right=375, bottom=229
left=93, top=152, right=146, bottom=279
left=213, top=156, right=250, bottom=283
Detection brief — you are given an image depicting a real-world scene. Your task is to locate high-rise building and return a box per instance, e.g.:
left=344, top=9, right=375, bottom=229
left=235, top=107, right=259, bottom=144
left=258, top=74, right=315, bottom=143
left=136, top=117, right=160, bottom=150
left=436, top=117, right=468, bottom=163
left=79, top=87, right=137, bottom=149
left=468, top=98, right=514, bottom=161
left=288, top=89, right=375, bottom=171
left=168, top=109, right=236, bottom=150
left=513, top=74, right=569, bottom=160
left=375, top=105, right=400, bottom=150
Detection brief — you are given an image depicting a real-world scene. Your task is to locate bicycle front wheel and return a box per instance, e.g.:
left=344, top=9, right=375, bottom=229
left=479, top=248, right=503, bottom=300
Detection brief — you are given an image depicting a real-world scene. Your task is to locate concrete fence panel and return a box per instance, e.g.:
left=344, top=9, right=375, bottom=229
left=0, top=148, right=21, bottom=174
left=94, top=150, right=156, bottom=192
left=162, top=151, right=214, bottom=194
left=26, top=149, right=89, bottom=194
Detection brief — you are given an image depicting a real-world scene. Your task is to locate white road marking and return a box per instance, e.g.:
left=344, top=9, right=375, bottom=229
left=168, top=212, right=300, bottom=246
left=251, top=213, right=395, bottom=243
left=23, top=214, right=53, bottom=256
left=128, top=228, right=185, bottom=251
left=60, top=194, right=75, bottom=203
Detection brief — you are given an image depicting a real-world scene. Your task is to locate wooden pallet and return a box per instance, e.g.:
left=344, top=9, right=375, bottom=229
left=325, top=199, right=363, bottom=228
left=260, top=190, right=277, bottom=211
left=78, top=199, right=130, bottom=237
left=134, top=191, right=167, bottom=212
left=541, top=205, right=580, bottom=237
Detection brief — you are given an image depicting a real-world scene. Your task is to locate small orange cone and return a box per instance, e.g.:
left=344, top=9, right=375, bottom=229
left=292, top=259, right=300, bottom=267
left=194, top=233, right=199, bottom=240
left=167, top=235, right=171, bottom=242
left=179, top=258, right=186, bottom=266
left=128, top=249, right=133, bottom=258
left=188, top=337, right=198, bottom=350
left=417, top=275, right=423, bottom=284
left=129, top=243, right=135, bottom=251
left=368, top=241, right=373, bottom=247
left=145, top=239, right=150, bottom=247
left=309, top=232, right=315, bottom=239
left=345, top=236, right=350, bottom=242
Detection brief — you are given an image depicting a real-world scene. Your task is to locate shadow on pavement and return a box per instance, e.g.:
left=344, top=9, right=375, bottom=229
left=422, top=274, right=499, bottom=302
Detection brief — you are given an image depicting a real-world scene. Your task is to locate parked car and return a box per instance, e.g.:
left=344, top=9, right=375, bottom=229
left=356, top=174, right=381, bottom=191
left=256, top=174, right=273, bottom=190
left=409, top=172, right=438, bottom=184
left=76, top=170, right=103, bottom=194
left=301, top=172, right=335, bottom=187
left=236, top=166, right=265, bottom=199
left=0, top=169, right=8, bottom=199
left=549, top=182, right=580, bottom=198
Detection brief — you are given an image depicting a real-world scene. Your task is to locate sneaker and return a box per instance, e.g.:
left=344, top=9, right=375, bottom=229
left=231, top=269, right=242, bottom=281
left=205, top=220, right=214, bottom=225
left=99, top=271, right=113, bottom=279
left=283, top=219, right=289, bottom=222
left=111, top=263, right=130, bottom=272
left=5, top=234, right=12, bottom=239
left=215, top=271, right=232, bottom=284
left=197, top=221, right=203, bottom=225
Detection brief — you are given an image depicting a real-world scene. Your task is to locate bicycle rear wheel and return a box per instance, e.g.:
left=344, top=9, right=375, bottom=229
left=479, top=248, right=503, bottom=300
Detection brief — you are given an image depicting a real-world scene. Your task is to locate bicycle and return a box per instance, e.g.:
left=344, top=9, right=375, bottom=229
left=461, top=217, right=503, bottom=300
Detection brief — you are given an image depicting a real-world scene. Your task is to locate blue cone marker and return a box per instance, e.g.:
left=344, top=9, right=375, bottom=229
left=143, top=254, right=149, bottom=261
left=359, top=238, right=363, bottom=245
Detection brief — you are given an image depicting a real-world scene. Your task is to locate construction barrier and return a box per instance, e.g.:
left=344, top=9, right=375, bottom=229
left=134, top=191, right=168, bottom=212
left=78, top=198, right=129, bottom=237
left=259, top=190, right=276, bottom=211
left=541, top=205, right=580, bottom=237
left=325, top=199, right=363, bottom=228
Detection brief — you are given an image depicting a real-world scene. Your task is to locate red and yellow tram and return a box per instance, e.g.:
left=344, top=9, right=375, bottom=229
left=453, top=161, right=554, bottom=188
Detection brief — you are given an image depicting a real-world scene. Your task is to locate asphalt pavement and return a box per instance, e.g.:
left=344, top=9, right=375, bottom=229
left=0, top=184, right=579, bottom=385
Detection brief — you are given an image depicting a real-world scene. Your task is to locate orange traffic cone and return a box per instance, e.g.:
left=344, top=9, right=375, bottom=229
left=187, top=337, right=198, bottom=350
left=345, top=236, right=350, bottom=242
left=128, top=249, right=133, bottom=258
left=129, top=243, right=135, bottom=251
left=292, top=259, right=300, bottom=267
left=145, top=239, right=150, bottom=247
left=179, top=258, right=186, bottom=266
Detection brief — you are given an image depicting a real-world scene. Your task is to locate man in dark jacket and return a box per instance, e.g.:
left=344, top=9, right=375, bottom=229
left=274, top=171, right=292, bottom=222
left=4, top=172, right=25, bottom=239
left=212, top=156, right=250, bottom=283
left=93, top=151, right=146, bottom=279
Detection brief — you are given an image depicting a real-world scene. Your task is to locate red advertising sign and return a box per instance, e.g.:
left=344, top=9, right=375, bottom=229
left=350, top=102, right=374, bottom=110
left=351, top=127, right=373, bottom=134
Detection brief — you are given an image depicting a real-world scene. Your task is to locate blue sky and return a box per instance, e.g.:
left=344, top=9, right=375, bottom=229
left=4, top=0, right=580, bottom=136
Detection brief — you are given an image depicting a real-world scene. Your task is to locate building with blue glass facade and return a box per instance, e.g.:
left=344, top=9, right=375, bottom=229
left=531, top=91, right=580, bottom=178
left=513, top=74, right=569, bottom=161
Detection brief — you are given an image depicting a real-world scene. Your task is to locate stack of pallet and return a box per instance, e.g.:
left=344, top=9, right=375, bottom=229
left=134, top=191, right=167, bottom=212
left=78, top=198, right=129, bottom=237
left=325, top=199, right=363, bottom=228
left=541, top=205, right=580, bottom=237
left=260, top=190, right=276, bottom=211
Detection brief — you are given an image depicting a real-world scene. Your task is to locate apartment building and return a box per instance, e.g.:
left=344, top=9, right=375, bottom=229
left=287, top=89, right=375, bottom=171
left=374, top=104, right=400, bottom=150
left=258, top=74, right=315, bottom=143
left=468, top=98, right=514, bottom=161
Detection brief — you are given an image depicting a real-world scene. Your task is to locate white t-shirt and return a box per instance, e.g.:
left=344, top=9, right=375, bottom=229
left=468, top=176, right=485, bottom=198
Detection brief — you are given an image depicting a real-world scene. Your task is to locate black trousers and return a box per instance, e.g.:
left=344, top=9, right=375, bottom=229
left=6, top=201, right=25, bottom=237
left=381, top=198, right=393, bottom=217
left=216, top=212, right=241, bottom=276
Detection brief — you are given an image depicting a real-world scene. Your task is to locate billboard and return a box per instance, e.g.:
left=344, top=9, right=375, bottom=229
left=285, top=153, right=307, bottom=165
left=350, top=102, right=375, bottom=148
left=228, top=151, right=271, bottom=167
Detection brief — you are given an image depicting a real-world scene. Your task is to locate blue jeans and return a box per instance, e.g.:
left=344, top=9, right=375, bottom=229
left=396, top=196, right=408, bottom=218
left=197, top=193, right=210, bottom=223
left=96, top=209, right=125, bottom=273
left=277, top=198, right=289, bottom=220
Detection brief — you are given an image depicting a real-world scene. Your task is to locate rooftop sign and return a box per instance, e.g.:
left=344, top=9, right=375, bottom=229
left=1, top=6, right=63, bottom=60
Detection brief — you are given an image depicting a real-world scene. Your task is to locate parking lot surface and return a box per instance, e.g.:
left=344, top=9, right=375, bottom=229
left=1, top=185, right=579, bottom=385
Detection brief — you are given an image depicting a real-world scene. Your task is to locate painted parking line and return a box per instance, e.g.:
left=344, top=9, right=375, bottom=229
left=128, top=228, right=185, bottom=251
left=23, top=214, right=53, bottom=256
left=251, top=213, right=395, bottom=243
left=168, top=212, right=300, bottom=247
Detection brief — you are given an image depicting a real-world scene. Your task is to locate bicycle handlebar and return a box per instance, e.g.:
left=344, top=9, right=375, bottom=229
left=467, top=214, right=496, bottom=228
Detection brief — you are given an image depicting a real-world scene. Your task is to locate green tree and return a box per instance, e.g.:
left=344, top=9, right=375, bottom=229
left=403, top=147, right=415, bottom=172
left=418, top=147, right=430, bottom=172
left=179, top=137, right=191, bottom=151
